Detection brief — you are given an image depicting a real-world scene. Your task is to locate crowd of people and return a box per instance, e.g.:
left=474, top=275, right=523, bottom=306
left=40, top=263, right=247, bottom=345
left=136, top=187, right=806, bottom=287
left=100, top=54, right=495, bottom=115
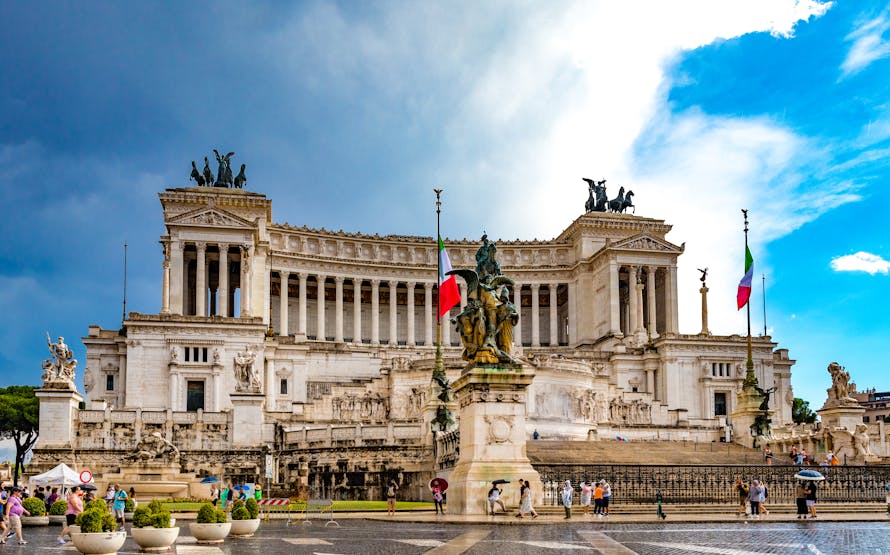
left=735, top=476, right=819, bottom=520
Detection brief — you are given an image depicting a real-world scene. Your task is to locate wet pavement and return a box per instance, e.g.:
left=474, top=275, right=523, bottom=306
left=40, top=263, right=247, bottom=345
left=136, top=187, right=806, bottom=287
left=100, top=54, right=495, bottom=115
left=12, top=517, right=890, bottom=553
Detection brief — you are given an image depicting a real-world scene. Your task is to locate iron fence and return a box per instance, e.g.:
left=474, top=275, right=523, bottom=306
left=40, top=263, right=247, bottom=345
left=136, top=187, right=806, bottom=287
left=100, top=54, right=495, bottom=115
left=535, top=464, right=890, bottom=505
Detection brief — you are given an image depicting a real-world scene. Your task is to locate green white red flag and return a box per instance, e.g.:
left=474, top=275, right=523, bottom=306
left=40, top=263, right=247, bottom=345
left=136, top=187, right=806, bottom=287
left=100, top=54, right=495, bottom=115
left=737, top=245, right=754, bottom=310
left=438, top=237, right=460, bottom=318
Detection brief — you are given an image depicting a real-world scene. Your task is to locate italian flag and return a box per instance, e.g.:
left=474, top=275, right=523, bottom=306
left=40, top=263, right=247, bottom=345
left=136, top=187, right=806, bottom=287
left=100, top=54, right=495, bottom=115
left=737, top=245, right=754, bottom=310
left=438, top=236, right=460, bottom=318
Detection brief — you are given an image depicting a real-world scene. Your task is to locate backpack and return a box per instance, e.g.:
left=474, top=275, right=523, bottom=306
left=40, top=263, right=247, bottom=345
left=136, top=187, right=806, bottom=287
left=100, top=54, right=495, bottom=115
left=387, top=485, right=395, bottom=497
left=763, top=486, right=768, bottom=499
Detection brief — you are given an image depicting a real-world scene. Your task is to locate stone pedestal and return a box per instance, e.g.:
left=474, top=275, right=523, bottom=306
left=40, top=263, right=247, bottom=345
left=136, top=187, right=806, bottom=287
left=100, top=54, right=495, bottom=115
left=731, top=387, right=772, bottom=449
left=817, top=404, right=865, bottom=431
left=231, top=392, right=265, bottom=447
left=447, top=366, right=542, bottom=515
left=34, top=387, right=82, bottom=449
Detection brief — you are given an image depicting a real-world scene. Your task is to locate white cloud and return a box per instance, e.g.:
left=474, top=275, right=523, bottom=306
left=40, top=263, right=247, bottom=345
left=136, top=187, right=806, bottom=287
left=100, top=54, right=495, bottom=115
left=841, top=8, right=890, bottom=77
left=830, top=251, right=890, bottom=274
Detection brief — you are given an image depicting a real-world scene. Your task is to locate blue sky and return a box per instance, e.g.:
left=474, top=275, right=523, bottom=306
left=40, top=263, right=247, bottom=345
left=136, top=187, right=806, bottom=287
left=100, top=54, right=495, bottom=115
left=2, top=0, right=889, bottom=445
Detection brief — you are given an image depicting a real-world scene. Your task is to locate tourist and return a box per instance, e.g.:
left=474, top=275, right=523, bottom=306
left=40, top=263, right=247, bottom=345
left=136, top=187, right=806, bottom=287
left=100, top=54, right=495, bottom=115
left=0, top=482, right=8, bottom=544
left=112, top=483, right=128, bottom=530
left=795, top=481, right=808, bottom=519
left=532, top=429, right=540, bottom=440
left=254, top=484, right=262, bottom=500
left=58, top=486, right=83, bottom=544
left=46, top=487, right=59, bottom=514
left=487, top=483, right=505, bottom=515
left=386, top=480, right=399, bottom=516
left=801, top=449, right=810, bottom=465
left=210, top=485, right=219, bottom=506
left=747, top=479, right=764, bottom=520
left=432, top=485, right=445, bottom=515
left=515, top=479, right=538, bottom=519
left=830, top=453, right=840, bottom=466
left=759, top=480, right=770, bottom=515
left=593, top=480, right=604, bottom=516
left=105, top=484, right=116, bottom=509
left=83, top=488, right=95, bottom=503
left=35, top=486, right=46, bottom=502
left=795, top=450, right=804, bottom=467
left=734, top=478, right=749, bottom=517
left=5, top=487, right=30, bottom=545
left=580, top=481, right=592, bottom=516
left=600, top=480, right=611, bottom=517
left=561, top=480, right=573, bottom=519
left=789, top=446, right=798, bottom=463
left=763, top=446, right=773, bottom=465
left=219, top=484, right=229, bottom=509
left=129, top=487, right=137, bottom=507
left=805, top=480, right=818, bottom=518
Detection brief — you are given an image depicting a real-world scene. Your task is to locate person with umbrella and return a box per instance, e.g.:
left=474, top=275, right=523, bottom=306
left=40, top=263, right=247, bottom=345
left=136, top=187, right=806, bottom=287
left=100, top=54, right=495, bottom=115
left=795, top=469, right=824, bottom=519
left=795, top=480, right=808, bottom=519
left=488, top=481, right=507, bottom=515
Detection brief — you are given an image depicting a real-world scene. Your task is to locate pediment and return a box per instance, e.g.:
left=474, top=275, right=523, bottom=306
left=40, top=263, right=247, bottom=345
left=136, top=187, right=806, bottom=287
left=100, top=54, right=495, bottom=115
left=167, top=206, right=254, bottom=229
left=609, top=232, right=684, bottom=254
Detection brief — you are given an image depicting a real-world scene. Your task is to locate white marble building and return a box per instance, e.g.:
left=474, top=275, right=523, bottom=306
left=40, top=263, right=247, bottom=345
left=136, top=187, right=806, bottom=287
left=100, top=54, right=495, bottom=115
left=34, top=185, right=795, bottom=491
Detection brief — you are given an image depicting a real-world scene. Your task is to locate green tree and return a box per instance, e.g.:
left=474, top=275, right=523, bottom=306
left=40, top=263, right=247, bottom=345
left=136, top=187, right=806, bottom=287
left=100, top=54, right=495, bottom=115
left=792, top=397, right=817, bottom=424
left=0, top=385, right=39, bottom=487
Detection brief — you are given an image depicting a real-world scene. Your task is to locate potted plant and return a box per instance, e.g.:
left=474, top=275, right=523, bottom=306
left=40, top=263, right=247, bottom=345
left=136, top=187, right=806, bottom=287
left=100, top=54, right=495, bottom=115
left=49, top=499, right=68, bottom=525
left=71, top=499, right=126, bottom=555
left=124, top=497, right=136, bottom=520
left=188, top=503, right=230, bottom=544
left=20, top=497, right=50, bottom=525
left=229, top=498, right=261, bottom=537
left=130, top=499, right=180, bottom=551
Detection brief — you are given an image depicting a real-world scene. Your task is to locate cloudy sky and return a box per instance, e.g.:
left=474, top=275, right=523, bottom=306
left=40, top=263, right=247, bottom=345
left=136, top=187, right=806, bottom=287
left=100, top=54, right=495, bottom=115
left=2, top=1, right=889, bottom=450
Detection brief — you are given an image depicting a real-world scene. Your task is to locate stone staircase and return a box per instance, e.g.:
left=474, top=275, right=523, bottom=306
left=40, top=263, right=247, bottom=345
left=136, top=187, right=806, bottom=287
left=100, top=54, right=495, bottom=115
left=528, top=439, right=763, bottom=465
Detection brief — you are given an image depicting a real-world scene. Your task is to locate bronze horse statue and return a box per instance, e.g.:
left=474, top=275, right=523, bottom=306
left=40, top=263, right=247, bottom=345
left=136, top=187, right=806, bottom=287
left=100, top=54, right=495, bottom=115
left=608, top=187, right=635, bottom=214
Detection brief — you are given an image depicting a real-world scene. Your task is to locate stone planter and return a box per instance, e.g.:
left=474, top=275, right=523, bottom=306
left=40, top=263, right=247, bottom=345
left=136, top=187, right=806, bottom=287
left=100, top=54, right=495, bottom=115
left=229, top=518, right=260, bottom=537
left=71, top=531, right=127, bottom=555
left=20, top=515, right=50, bottom=526
left=188, top=522, right=231, bottom=544
left=131, top=526, right=180, bottom=551
left=49, top=514, right=67, bottom=525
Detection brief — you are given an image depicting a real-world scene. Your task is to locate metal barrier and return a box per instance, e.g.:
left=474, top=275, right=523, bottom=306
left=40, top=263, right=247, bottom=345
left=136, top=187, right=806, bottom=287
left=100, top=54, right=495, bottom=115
left=535, top=464, right=890, bottom=505
left=258, top=498, right=294, bottom=523
left=302, top=498, right=339, bottom=527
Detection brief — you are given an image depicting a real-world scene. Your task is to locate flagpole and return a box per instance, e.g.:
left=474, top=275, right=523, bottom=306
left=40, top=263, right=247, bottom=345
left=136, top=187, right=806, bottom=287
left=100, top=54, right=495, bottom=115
left=742, top=209, right=757, bottom=388
left=433, top=189, right=444, bottom=383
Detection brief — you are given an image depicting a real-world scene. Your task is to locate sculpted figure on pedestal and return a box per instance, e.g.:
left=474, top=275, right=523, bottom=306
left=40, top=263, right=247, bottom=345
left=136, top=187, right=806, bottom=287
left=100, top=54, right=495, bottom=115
left=41, top=333, right=77, bottom=388
left=825, top=362, right=858, bottom=407
left=233, top=346, right=260, bottom=391
left=132, top=431, right=180, bottom=461
left=853, top=423, right=875, bottom=458
left=448, top=235, right=517, bottom=365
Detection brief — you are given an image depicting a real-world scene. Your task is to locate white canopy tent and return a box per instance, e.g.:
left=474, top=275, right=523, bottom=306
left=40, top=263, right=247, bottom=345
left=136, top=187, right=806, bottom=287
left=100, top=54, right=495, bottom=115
left=30, top=463, right=82, bottom=487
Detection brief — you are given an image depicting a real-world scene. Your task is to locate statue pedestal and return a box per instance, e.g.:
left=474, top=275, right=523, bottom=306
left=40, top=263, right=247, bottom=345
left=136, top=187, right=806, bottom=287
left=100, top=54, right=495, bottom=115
left=731, top=387, right=772, bottom=448
left=447, top=366, right=542, bottom=515
left=231, top=392, right=266, bottom=447
left=35, top=387, right=82, bottom=449
left=817, top=403, right=864, bottom=430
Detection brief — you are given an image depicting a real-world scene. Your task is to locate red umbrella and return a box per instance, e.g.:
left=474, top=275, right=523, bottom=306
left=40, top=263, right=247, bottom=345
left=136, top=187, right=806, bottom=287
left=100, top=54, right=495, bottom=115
left=429, top=478, right=449, bottom=492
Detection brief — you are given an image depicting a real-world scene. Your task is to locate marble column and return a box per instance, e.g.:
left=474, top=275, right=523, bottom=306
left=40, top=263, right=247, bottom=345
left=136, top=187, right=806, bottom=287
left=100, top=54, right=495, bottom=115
left=239, top=246, right=251, bottom=317
left=628, top=266, right=639, bottom=337
left=635, top=280, right=646, bottom=336
left=353, top=279, right=362, bottom=343
left=548, top=283, right=558, bottom=346
left=668, top=264, right=679, bottom=333
left=388, top=280, right=398, bottom=346
left=161, top=242, right=171, bottom=314
left=406, top=281, right=416, bottom=347
left=298, top=272, right=308, bottom=335
left=170, top=241, right=184, bottom=315
left=647, top=266, right=658, bottom=339
left=316, top=274, right=327, bottom=340
left=371, top=279, right=380, bottom=345
left=218, top=243, right=229, bottom=317
left=279, top=271, right=289, bottom=335
left=424, top=283, right=433, bottom=346
left=513, top=284, right=522, bottom=348
left=609, top=261, right=622, bottom=337
left=195, top=242, right=207, bottom=317
left=531, top=283, right=541, bottom=347
left=700, top=285, right=710, bottom=335
left=335, top=276, right=344, bottom=342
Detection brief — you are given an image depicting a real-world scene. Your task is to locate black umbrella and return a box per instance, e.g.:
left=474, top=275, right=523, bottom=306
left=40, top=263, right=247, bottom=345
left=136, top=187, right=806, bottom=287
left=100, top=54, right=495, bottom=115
left=78, top=483, right=97, bottom=491
left=492, top=479, right=511, bottom=485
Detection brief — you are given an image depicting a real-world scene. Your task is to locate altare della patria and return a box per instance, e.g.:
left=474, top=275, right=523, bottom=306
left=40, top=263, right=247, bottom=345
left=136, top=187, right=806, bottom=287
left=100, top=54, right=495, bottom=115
left=29, top=152, right=889, bottom=512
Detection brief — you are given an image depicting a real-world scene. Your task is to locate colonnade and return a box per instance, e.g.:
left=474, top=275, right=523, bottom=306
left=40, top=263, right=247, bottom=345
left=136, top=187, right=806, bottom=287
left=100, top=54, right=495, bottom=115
left=610, top=263, right=677, bottom=339
left=161, top=241, right=250, bottom=318
left=273, top=271, right=570, bottom=348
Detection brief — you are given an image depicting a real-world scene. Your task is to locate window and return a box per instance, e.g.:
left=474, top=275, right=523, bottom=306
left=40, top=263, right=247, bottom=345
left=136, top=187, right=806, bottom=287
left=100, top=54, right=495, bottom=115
left=186, top=381, right=205, bottom=412
left=280, top=379, right=288, bottom=395
left=863, top=416, right=870, bottom=423
left=714, top=392, right=727, bottom=416
left=183, top=347, right=208, bottom=363
left=106, top=374, right=114, bottom=391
